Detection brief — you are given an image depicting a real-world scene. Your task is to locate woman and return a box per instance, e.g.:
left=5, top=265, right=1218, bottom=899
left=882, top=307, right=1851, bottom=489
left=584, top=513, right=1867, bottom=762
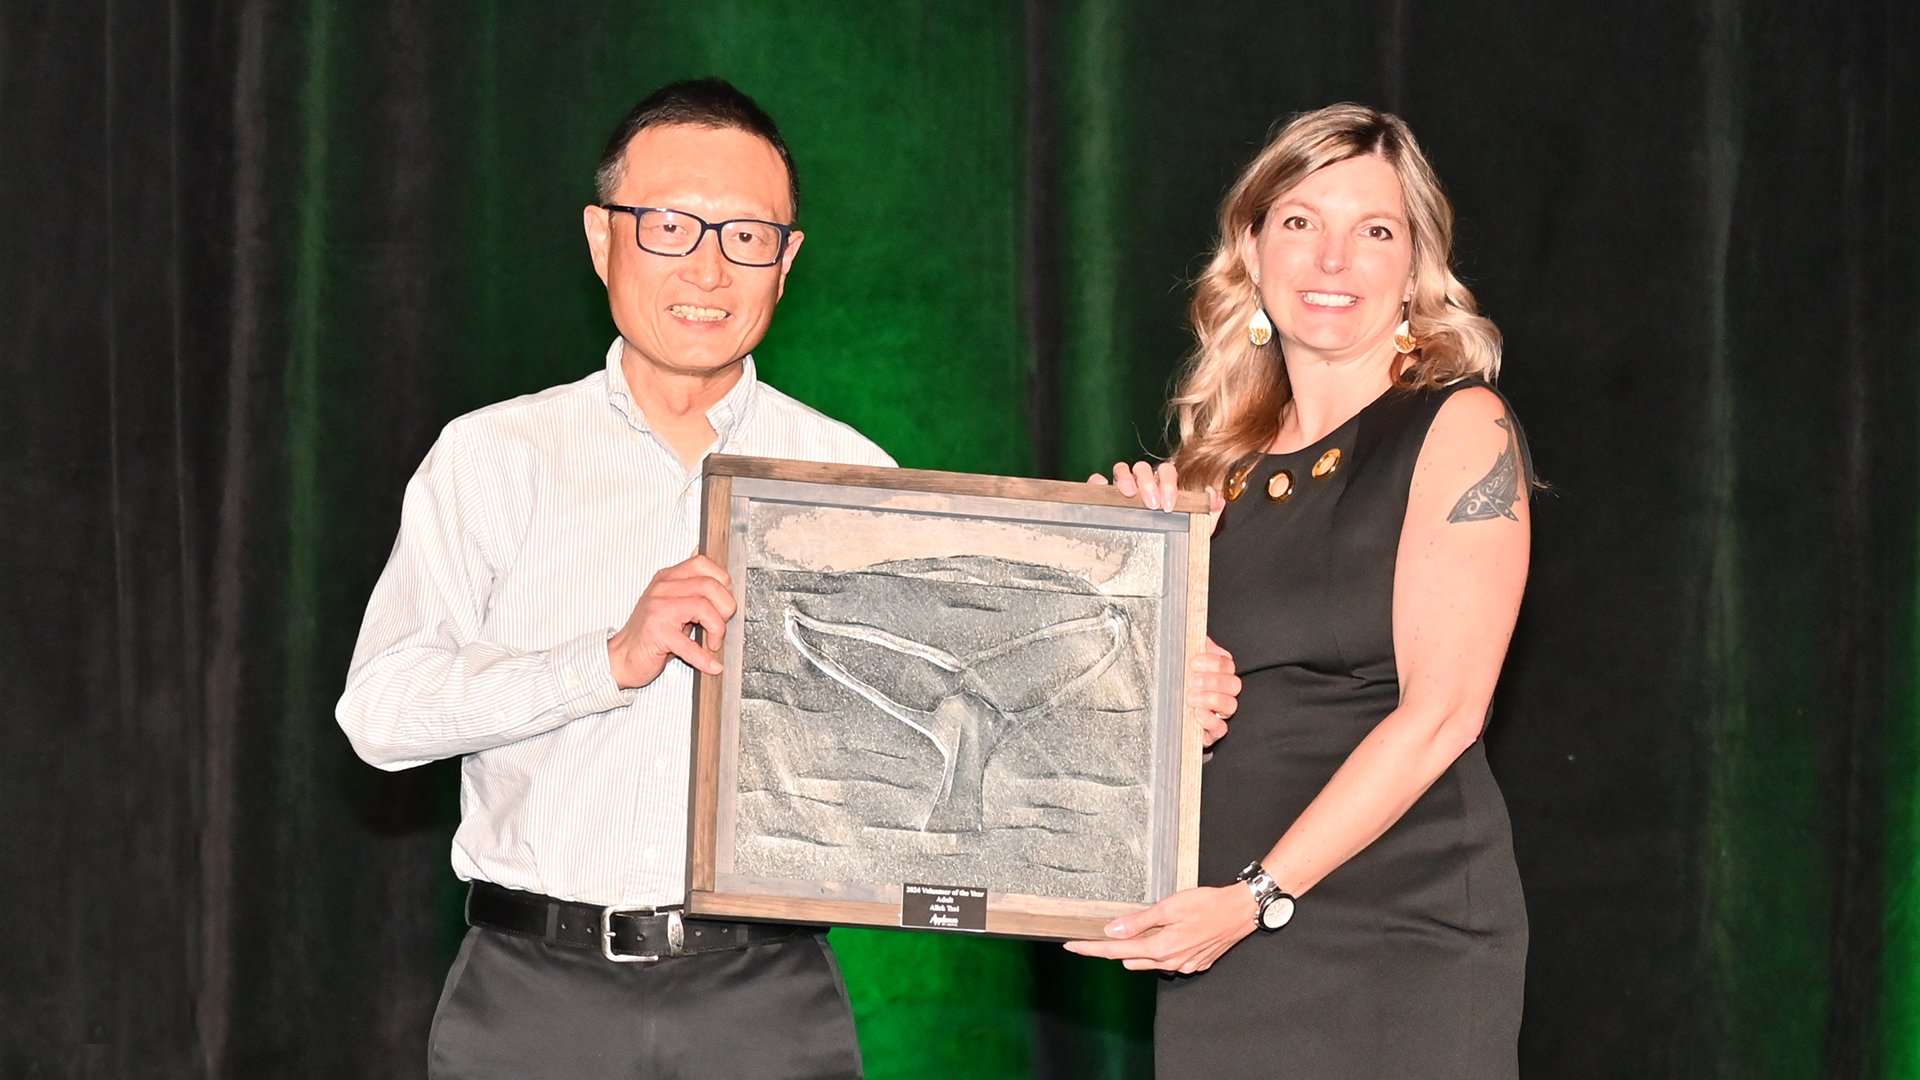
left=1068, top=103, right=1531, bottom=1079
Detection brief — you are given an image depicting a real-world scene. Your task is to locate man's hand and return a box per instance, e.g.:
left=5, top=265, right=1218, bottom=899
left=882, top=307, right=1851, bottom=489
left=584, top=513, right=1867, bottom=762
left=1189, top=637, right=1241, bottom=747
left=1092, top=464, right=1237, bottom=744
left=608, top=554, right=736, bottom=688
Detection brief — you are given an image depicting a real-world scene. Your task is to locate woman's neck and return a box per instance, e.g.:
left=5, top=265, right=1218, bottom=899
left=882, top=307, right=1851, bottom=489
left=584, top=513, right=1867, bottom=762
left=1271, top=349, right=1396, bottom=453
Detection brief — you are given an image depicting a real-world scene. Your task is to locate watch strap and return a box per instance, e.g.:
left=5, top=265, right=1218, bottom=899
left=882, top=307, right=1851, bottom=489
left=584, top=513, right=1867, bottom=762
left=1235, top=861, right=1296, bottom=932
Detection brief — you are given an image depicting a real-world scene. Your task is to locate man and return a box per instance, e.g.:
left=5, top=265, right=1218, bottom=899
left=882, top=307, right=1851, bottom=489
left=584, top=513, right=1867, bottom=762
left=339, top=78, right=1243, bottom=1080
left=337, top=80, right=883, bottom=1079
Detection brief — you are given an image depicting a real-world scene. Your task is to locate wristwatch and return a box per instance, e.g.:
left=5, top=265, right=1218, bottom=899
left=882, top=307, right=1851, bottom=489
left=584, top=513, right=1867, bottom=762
left=1235, top=861, right=1297, bottom=932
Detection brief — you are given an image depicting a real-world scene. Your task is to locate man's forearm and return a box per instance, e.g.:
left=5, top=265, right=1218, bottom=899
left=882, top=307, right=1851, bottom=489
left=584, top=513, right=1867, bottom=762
left=336, top=627, right=632, bottom=768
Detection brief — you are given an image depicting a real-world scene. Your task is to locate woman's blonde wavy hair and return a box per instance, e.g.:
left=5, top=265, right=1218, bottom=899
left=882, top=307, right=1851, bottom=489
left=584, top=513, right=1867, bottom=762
left=1170, top=103, right=1502, bottom=489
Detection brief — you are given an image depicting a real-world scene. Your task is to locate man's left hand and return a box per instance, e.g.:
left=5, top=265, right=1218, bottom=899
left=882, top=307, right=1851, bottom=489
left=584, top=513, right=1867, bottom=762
left=1189, top=638, right=1240, bottom=747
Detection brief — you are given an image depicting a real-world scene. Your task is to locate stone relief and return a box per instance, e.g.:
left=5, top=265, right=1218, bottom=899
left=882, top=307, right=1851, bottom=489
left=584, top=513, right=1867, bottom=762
left=733, top=551, right=1160, bottom=903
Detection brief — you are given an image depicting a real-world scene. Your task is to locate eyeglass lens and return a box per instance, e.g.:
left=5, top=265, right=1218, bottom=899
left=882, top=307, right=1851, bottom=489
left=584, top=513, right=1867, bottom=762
left=632, top=209, right=784, bottom=266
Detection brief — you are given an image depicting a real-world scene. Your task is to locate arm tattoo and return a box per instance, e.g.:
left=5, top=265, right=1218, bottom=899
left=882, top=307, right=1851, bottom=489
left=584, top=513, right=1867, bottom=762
left=1446, top=417, right=1522, bottom=523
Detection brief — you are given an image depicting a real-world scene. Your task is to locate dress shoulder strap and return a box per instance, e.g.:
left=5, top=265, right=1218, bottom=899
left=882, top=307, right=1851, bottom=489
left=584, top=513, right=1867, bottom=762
left=1356, top=376, right=1538, bottom=490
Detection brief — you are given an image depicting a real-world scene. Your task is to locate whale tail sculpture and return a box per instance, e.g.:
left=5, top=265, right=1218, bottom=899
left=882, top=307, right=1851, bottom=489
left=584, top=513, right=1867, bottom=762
left=785, top=606, right=1130, bottom=833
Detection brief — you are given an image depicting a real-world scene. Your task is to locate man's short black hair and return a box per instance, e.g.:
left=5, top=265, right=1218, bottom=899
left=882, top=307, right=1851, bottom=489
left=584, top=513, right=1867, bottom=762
left=593, top=78, right=800, bottom=222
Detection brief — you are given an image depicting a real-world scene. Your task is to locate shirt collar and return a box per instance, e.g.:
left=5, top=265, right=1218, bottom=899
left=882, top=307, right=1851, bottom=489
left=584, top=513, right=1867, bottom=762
left=602, top=337, right=760, bottom=448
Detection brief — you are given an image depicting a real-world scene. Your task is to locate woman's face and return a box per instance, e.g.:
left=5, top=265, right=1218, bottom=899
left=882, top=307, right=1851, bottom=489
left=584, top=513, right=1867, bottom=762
left=1242, top=153, right=1415, bottom=369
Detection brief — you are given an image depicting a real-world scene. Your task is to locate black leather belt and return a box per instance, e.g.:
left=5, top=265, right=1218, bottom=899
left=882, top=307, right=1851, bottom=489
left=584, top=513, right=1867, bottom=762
left=465, top=881, right=819, bottom=963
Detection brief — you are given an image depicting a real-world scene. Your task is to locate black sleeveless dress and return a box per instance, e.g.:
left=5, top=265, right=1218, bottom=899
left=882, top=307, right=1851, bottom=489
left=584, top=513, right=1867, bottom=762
left=1155, top=379, right=1528, bottom=1079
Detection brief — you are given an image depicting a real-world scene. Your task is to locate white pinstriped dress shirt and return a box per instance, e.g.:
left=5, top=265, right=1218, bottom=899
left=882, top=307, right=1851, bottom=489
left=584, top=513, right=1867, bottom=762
left=336, top=339, right=894, bottom=908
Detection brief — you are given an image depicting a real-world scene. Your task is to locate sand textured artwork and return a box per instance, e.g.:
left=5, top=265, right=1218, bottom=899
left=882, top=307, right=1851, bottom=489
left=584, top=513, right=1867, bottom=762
left=732, top=501, right=1165, bottom=903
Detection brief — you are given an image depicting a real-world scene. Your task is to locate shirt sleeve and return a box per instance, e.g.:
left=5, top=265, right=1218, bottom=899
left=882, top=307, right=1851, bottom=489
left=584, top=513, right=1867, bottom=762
left=334, top=421, right=635, bottom=770
left=831, top=419, right=896, bottom=468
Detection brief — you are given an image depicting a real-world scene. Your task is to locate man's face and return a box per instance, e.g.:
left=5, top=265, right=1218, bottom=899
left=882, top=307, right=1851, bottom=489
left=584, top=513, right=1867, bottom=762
left=584, top=124, right=803, bottom=381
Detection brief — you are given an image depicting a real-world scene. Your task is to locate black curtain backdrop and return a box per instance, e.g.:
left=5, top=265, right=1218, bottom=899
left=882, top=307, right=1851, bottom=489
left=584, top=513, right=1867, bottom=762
left=4, top=2, right=1917, bottom=1078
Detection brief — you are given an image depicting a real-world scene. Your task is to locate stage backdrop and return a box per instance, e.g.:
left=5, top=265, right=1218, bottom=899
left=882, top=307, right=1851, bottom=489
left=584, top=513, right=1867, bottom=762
left=2, top=1, right=1916, bottom=1078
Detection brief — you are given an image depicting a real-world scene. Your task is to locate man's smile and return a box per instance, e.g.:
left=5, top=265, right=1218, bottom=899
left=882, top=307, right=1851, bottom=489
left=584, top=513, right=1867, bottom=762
left=667, top=303, right=730, bottom=323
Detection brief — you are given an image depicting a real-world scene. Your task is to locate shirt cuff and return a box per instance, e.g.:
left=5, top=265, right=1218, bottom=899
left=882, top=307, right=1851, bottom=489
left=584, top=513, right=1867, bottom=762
left=548, top=629, right=635, bottom=719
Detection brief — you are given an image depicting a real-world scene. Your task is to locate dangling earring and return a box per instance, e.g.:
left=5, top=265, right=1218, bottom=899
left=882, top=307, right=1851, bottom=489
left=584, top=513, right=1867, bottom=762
left=1249, top=307, right=1274, bottom=347
left=1392, top=301, right=1417, bottom=355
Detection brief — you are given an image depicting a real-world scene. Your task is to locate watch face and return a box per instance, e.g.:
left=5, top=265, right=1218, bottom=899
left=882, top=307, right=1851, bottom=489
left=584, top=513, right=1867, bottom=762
left=1261, top=895, right=1295, bottom=930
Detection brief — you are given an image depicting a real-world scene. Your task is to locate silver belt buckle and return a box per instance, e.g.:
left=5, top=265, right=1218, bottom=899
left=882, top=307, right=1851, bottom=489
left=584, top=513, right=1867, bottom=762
left=600, top=905, right=684, bottom=963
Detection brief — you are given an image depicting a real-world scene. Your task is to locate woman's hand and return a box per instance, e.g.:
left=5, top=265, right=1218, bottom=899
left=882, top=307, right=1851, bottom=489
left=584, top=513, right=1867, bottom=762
left=1089, top=459, right=1179, bottom=511
left=1062, top=884, right=1258, bottom=973
left=1189, top=637, right=1240, bottom=747
left=1088, top=460, right=1226, bottom=517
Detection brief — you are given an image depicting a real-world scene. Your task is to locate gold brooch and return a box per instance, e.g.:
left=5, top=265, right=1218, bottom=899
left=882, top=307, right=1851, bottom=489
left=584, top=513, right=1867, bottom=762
left=1266, top=469, right=1294, bottom=502
left=1224, top=461, right=1254, bottom=501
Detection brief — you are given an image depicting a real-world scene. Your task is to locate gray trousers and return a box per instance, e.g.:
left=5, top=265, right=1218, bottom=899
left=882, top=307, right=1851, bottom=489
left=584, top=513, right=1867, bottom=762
left=428, top=927, right=864, bottom=1079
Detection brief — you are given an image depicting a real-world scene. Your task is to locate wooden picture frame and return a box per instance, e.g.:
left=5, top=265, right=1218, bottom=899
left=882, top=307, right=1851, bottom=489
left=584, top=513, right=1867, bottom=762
left=685, top=454, right=1210, bottom=940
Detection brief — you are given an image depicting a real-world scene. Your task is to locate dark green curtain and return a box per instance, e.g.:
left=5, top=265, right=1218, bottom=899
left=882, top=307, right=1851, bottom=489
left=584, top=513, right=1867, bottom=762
left=3, top=1, right=1916, bottom=1077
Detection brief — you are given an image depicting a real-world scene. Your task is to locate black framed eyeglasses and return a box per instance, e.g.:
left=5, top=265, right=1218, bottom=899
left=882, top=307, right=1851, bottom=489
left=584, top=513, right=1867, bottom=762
left=599, top=205, right=794, bottom=267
